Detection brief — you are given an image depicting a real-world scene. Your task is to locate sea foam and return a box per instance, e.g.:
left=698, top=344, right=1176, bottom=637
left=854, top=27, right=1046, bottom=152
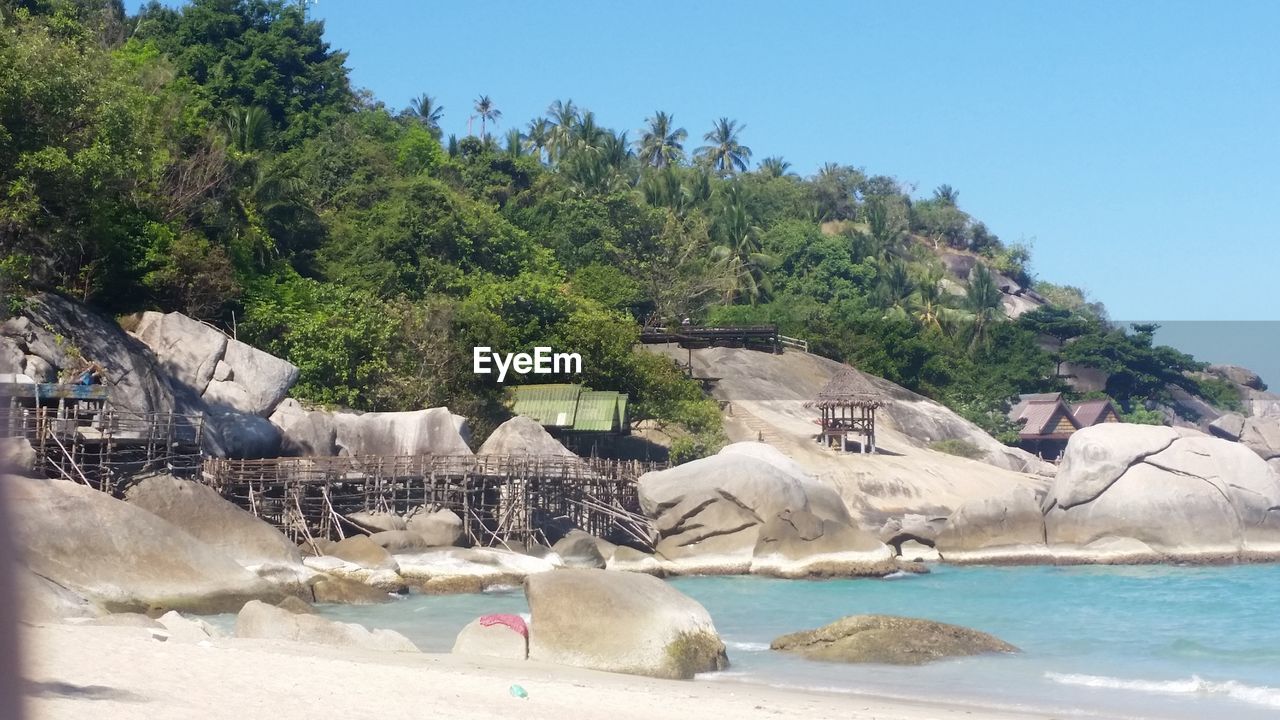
left=1046, top=672, right=1280, bottom=710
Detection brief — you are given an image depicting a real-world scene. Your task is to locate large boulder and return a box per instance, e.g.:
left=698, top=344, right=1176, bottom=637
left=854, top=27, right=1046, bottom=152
left=638, top=444, right=891, bottom=574
left=124, top=475, right=304, bottom=577
left=771, top=615, right=1018, bottom=665
left=1044, top=425, right=1180, bottom=511
left=1, top=437, right=36, bottom=476
left=1207, top=364, right=1266, bottom=391
left=1043, top=426, right=1280, bottom=558
left=269, top=398, right=338, bottom=456
left=22, top=293, right=177, bottom=416
left=525, top=568, right=728, bottom=679
left=552, top=530, right=612, bottom=569
left=10, top=477, right=277, bottom=613
left=202, top=410, right=283, bottom=459
left=327, top=535, right=399, bottom=573
left=396, top=547, right=559, bottom=594
left=334, top=408, right=473, bottom=457
left=1209, top=412, right=1247, bottom=441
left=0, top=336, right=25, bottom=374
left=405, top=508, right=463, bottom=547
left=346, top=510, right=407, bottom=533
left=131, top=311, right=228, bottom=395
left=17, top=568, right=104, bottom=623
left=478, top=416, right=577, bottom=457
left=203, top=338, right=299, bottom=417
left=235, top=600, right=417, bottom=652
left=935, top=486, right=1046, bottom=556
left=1240, top=417, right=1280, bottom=460
left=452, top=614, right=528, bottom=660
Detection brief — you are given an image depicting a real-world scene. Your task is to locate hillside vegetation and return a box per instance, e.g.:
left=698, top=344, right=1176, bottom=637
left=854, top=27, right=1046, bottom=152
left=0, top=0, right=1238, bottom=449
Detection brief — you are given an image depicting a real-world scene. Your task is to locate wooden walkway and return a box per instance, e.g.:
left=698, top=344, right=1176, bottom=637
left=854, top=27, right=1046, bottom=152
left=201, top=454, right=663, bottom=551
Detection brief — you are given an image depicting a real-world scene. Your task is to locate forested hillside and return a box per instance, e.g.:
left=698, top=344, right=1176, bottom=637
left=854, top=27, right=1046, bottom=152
left=0, top=0, right=1242, bottom=452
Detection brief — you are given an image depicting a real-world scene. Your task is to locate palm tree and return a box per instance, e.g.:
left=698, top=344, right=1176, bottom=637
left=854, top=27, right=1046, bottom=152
left=546, top=98, right=579, bottom=160
left=636, top=111, right=686, bottom=168
left=472, top=95, right=501, bottom=139
left=696, top=118, right=752, bottom=176
left=933, top=184, right=959, bottom=205
left=571, top=110, right=607, bottom=152
left=599, top=131, right=632, bottom=169
left=408, top=94, right=444, bottom=137
left=504, top=128, right=527, bottom=158
left=965, top=263, right=1004, bottom=349
left=224, top=106, right=272, bottom=154
left=758, top=156, right=791, bottom=178
left=525, top=118, right=552, bottom=162
left=914, top=266, right=946, bottom=331
left=875, top=259, right=916, bottom=318
left=711, top=189, right=774, bottom=304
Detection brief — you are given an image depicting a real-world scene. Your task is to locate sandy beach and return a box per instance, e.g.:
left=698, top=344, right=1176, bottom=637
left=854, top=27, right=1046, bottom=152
left=20, top=623, right=1088, bottom=720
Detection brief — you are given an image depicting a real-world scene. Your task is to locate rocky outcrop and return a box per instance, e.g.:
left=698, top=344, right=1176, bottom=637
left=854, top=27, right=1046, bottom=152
left=405, top=508, right=463, bottom=547
left=124, top=475, right=304, bottom=582
left=201, top=338, right=299, bottom=417
left=552, top=530, right=613, bottom=569
left=525, top=568, right=727, bottom=679
left=478, top=416, right=576, bottom=457
left=235, top=600, right=417, bottom=652
left=396, top=547, right=559, bottom=594
left=1207, top=364, right=1266, bottom=391
left=1240, top=416, right=1280, bottom=460
left=638, top=443, right=894, bottom=575
left=202, top=411, right=282, bottom=460
left=346, top=510, right=407, bottom=533
left=327, top=535, right=399, bottom=573
left=1043, top=426, right=1280, bottom=560
left=334, top=408, right=472, bottom=457
left=770, top=615, right=1018, bottom=665
left=1209, top=412, right=1247, bottom=441
left=268, top=398, right=338, bottom=456
left=17, top=568, right=104, bottom=623
left=10, top=476, right=278, bottom=613
left=934, top=486, right=1046, bottom=559
left=131, top=311, right=227, bottom=396
left=452, top=614, right=528, bottom=660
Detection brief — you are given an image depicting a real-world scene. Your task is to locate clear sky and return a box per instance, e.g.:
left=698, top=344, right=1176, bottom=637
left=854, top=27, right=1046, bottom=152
left=128, top=1, right=1278, bottom=325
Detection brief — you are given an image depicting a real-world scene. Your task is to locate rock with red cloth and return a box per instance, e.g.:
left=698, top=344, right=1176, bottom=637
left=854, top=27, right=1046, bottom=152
left=452, top=612, right=529, bottom=660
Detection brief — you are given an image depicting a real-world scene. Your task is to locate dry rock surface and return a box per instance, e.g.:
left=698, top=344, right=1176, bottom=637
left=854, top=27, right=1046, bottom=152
left=526, top=568, right=727, bottom=679
left=235, top=600, right=417, bottom=652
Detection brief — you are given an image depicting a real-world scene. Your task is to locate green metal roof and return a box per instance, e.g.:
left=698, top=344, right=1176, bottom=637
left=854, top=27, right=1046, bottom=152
left=571, top=391, right=617, bottom=432
left=510, top=384, right=581, bottom=428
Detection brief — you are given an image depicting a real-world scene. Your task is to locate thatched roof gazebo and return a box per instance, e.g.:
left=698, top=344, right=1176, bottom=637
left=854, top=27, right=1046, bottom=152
left=804, top=369, right=887, bottom=454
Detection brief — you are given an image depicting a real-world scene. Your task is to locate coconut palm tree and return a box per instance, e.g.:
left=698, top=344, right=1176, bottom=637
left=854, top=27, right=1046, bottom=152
left=758, top=156, right=792, bottom=178
left=636, top=111, right=686, bottom=168
left=695, top=118, right=752, bottom=176
left=472, top=95, right=501, bottom=139
left=546, top=98, right=579, bottom=160
left=504, top=128, right=527, bottom=158
left=933, top=184, right=959, bottom=205
left=224, top=106, right=272, bottom=153
left=524, top=118, right=552, bottom=162
left=408, top=94, right=444, bottom=137
left=711, top=190, right=774, bottom=304
left=965, top=263, right=1004, bottom=349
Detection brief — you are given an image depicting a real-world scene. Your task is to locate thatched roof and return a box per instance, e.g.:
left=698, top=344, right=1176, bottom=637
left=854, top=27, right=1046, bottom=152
left=804, top=369, right=888, bottom=409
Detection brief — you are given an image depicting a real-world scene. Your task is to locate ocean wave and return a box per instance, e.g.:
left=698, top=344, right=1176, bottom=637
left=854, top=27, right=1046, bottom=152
left=882, top=571, right=914, bottom=579
left=1046, top=672, right=1280, bottom=710
left=725, top=640, right=770, bottom=652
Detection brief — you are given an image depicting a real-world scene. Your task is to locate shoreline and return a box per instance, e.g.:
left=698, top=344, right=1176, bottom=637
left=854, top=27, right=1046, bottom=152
left=22, top=622, right=1112, bottom=720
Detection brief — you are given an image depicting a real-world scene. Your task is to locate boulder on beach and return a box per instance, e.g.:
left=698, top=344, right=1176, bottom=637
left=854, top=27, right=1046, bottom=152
left=346, top=510, right=407, bottom=533
left=552, top=529, right=613, bottom=569
left=131, top=311, right=228, bottom=396
left=309, top=576, right=393, bottom=605
left=638, top=443, right=892, bottom=575
left=10, top=476, right=278, bottom=613
left=405, top=507, right=464, bottom=547
left=934, top=485, right=1046, bottom=556
left=1209, top=412, right=1247, bottom=442
left=526, top=568, right=728, bottom=679
left=452, top=614, right=529, bottom=660
left=1044, top=425, right=1280, bottom=558
left=327, top=535, right=399, bottom=572
left=396, top=547, right=558, bottom=594
left=202, top=338, right=299, bottom=417
left=235, top=600, right=417, bottom=652
left=368, top=530, right=430, bottom=554
left=771, top=615, right=1019, bottom=665
left=17, top=568, right=104, bottom=623
left=269, top=398, right=339, bottom=457
left=124, top=475, right=304, bottom=576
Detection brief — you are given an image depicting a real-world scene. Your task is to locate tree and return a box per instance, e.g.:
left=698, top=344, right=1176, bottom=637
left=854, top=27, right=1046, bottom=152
left=933, top=184, right=959, bottom=205
left=408, top=94, right=444, bottom=137
left=964, top=263, right=1004, bottom=349
left=711, top=188, right=774, bottom=304
left=524, top=118, right=552, bottom=162
left=636, top=111, right=686, bottom=168
left=695, top=118, right=752, bottom=176
left=472, top=94, right=501, bottom=139
left=757, top=156, right=792, bottom=178
left=545, top=98, right=579, bottom=160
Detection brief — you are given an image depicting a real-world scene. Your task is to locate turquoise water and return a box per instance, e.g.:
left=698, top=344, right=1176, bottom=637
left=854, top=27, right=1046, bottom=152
left=314, top=565, right=1280, bottom=719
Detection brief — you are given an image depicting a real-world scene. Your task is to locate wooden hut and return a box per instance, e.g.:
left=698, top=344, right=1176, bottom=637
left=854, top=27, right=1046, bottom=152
left=805, top=370, right=887, bottom=454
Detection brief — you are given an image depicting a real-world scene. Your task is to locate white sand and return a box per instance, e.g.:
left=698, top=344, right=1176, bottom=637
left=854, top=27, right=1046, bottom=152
left=20, top=623, right=1094, bottom=720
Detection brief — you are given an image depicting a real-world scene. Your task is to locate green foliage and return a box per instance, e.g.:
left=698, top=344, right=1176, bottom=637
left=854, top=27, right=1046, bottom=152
left=1196, top=376, right=1243, bottom=412
left=929, top=439, right=984, bottom=460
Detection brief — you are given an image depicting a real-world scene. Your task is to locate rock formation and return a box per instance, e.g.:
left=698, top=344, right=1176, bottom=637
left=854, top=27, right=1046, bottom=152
left=452, top=614, right=529, bottom=660
left=235, top=600, right=418, bottom=652
left=771, top=615, right=1018, bottom=665
left=525, top=568, right=727, bottom=679
left=638, top=443, right=895, bottom=576
left=477, top=415, right=577, bottom=457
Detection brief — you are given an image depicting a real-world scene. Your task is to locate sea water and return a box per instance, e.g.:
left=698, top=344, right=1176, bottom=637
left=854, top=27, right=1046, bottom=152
left=312, top=564, right=1280, bottom=719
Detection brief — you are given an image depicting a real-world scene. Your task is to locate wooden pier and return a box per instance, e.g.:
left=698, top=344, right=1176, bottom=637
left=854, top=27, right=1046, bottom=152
left=1, top=382, right=204, bottom=491
left=201, top=454, right=663, bottom=551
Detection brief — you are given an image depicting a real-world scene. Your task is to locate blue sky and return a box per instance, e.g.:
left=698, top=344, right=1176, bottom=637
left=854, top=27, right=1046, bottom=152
left=128, top=2, right=1278, bottom=324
